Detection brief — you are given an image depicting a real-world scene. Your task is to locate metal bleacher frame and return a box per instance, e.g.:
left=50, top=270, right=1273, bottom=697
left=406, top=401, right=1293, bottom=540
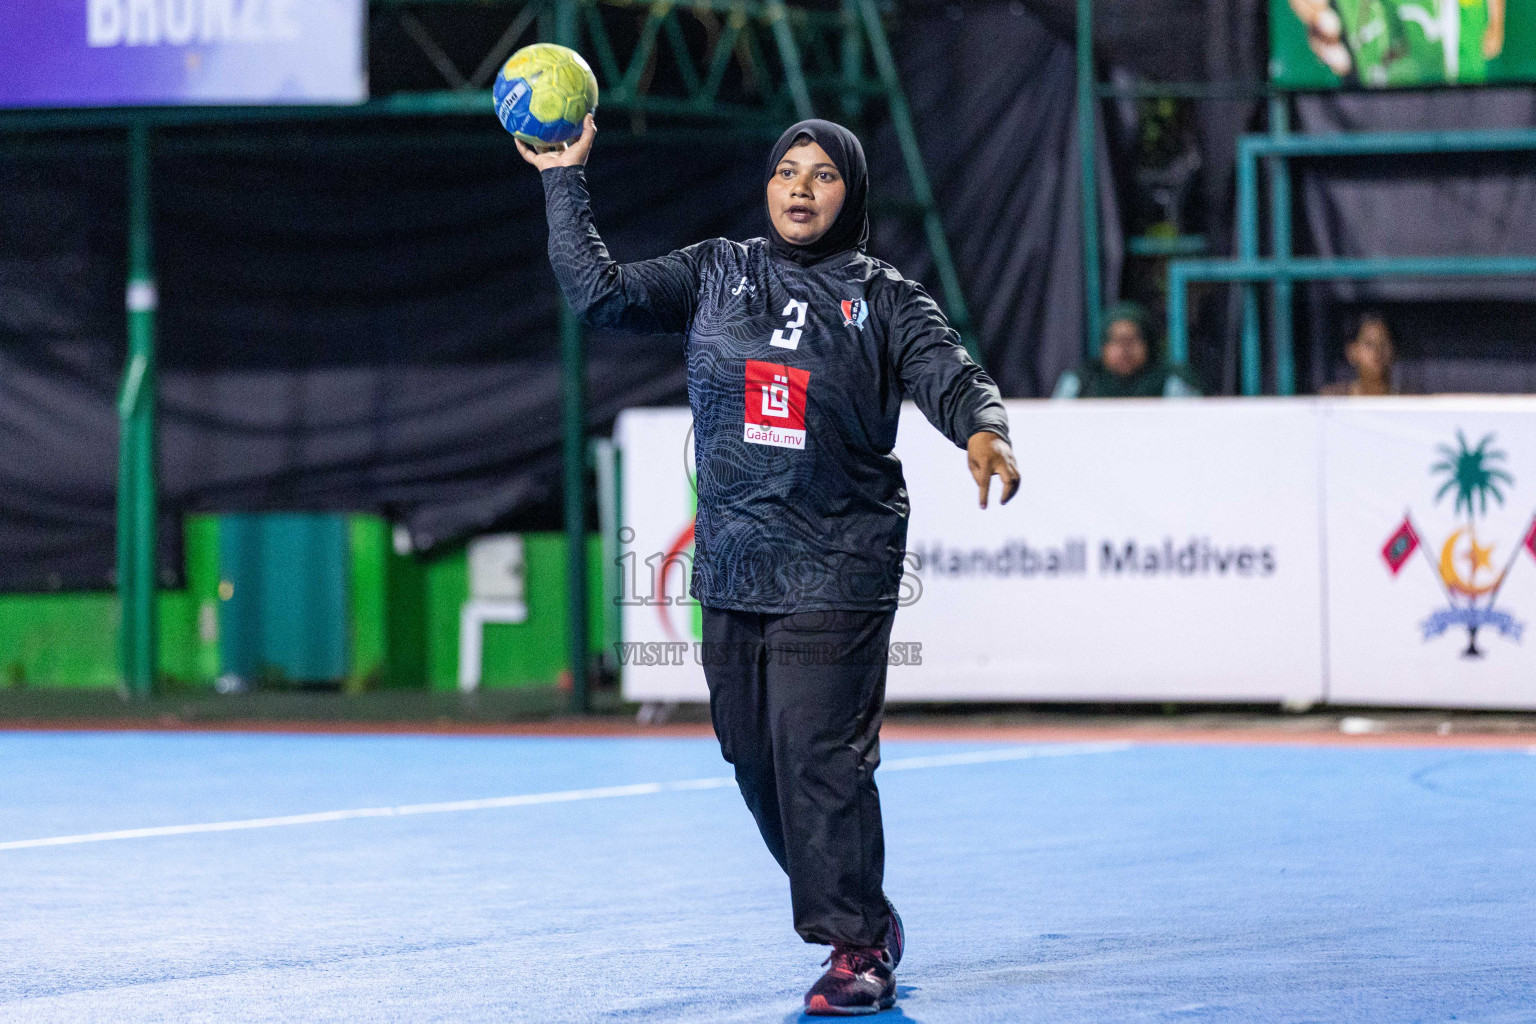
left=1163, top=98, right=1536, bottom=396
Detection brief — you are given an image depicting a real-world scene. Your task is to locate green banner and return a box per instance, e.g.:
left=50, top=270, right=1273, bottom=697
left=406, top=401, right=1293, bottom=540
left=1271, top=0, right=1536, bottom=89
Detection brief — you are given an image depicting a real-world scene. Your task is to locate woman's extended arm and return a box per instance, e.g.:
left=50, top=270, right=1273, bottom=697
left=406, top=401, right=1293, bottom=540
left=889, top=279, right=1019, bottom=508
left=520, top=117, right=703, bottom=335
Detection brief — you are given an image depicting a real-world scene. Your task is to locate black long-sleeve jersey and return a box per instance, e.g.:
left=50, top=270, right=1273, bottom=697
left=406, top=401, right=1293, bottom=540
left=543, top=166, right=1010, bottom=612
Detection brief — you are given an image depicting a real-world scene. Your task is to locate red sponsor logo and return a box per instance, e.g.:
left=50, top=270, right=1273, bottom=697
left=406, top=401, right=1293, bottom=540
left=744, top=360, right=809, bottom=450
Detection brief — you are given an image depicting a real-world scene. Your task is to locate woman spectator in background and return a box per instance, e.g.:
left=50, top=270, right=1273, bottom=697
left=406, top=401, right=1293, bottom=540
left=1321, top=311, right=1397, bottom=396
left=1053, top=301, right=1201, bottom=399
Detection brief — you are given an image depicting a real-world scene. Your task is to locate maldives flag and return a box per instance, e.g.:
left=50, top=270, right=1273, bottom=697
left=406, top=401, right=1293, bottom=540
left=1381, top=517, right=1419, bottom=575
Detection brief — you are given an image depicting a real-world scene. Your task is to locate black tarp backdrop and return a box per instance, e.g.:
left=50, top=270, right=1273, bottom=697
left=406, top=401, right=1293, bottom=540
left=0, top=131, right=766, bottom=588
left=869, top=0, right=1121, bottom=397
left=0, top=0, right=1118, bottom=590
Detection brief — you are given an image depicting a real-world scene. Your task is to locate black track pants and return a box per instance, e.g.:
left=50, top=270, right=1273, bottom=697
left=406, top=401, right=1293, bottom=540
left=701, top=605, right=894, bottom=948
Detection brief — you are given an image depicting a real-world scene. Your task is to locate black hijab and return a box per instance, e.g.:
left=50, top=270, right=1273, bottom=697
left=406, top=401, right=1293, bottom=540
left=764, top=119, right=869, bottom=267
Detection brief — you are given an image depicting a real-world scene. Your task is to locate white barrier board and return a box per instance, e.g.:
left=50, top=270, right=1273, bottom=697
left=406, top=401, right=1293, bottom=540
left=898, top=401, right=1325, bottom=703
left=617, top=401, right=1326, bottom=705
left=1324, top=399, right=1536, bottom=708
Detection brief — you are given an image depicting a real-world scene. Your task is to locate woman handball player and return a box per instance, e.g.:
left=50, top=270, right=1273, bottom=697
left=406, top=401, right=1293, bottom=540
left=521, top=114, right=1019, bottom=1016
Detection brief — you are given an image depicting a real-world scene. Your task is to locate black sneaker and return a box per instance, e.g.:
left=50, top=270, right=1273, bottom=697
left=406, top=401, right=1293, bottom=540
left=883, top=896, right=904, bottom=970
left=804, top=946, right=896, bottom=1016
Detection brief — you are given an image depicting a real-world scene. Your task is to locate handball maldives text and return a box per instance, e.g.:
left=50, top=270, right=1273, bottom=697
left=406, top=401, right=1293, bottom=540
left=911, top=538, right=1279, bottom=578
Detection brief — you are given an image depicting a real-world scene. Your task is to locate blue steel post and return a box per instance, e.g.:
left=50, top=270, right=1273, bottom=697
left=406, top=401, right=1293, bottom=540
left=118, top=122, right=158, bottom=696
left=1167, top=262, right=1190, bottom=367
left=1268, top=94, right=1295, bottom=395
left=1235, top=138, right=1262, bottom=395
left=555, top=0, right=588, bottom=714
left=1076, top=0, right=1103, bottom=356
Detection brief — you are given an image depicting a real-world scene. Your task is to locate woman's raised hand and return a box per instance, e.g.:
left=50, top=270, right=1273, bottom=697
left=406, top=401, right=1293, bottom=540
left=516, top=114, right=597, bottom=170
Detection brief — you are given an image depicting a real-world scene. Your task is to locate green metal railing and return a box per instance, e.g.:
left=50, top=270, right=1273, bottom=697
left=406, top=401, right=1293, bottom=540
left=1073, top=4, right=1268, bottom=359
left=117, top=125, right=158, bottom=698
left=2, top=0, right=969, bottom=702
left=553, top=1, right=590, bottom=715
left=1168, top=122, right=1536, bottom=396
left=1167, top=255, right=1536, bottom=392
left=1127, top=235, right=1208, bottom=258
left=1071, top=0, right=1536, bottom=395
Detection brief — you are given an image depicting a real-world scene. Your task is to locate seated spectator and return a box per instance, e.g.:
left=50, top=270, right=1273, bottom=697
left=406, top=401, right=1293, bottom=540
left=1320, top=311, right=1396, bottom=396
left=1053, top=302, right=1201, bottom=398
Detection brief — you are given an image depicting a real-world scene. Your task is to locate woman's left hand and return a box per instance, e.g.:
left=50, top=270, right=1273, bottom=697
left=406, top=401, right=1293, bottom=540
left=967, top=431, right=1020, bottom=509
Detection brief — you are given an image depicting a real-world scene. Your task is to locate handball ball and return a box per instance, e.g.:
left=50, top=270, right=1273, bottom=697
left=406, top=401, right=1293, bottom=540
left=493, top=43, right=599, bottom=148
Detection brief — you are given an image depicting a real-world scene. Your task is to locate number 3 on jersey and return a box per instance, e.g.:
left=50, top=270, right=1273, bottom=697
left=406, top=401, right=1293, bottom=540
left=770, top=299, right=808, bottom=350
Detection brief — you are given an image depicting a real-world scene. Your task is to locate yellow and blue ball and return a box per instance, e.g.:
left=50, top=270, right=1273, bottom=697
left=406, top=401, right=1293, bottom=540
left=493, top=44, right=599, bottom=148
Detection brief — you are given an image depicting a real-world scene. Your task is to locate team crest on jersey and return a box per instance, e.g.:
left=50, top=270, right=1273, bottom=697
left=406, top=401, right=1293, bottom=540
left=744, top=360, right=810, bottom=450
left=840, top=298, right=869, bottom=330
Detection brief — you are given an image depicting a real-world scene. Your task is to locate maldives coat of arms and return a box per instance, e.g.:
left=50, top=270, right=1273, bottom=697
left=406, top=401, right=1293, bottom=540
left=1382, top=431, right=1536, bottom=658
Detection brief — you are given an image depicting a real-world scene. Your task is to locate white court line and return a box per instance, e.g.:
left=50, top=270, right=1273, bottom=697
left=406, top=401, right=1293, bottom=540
left=0, top=742, right=1131, bottom=853
left=882, top=741, right=1130, bottom=772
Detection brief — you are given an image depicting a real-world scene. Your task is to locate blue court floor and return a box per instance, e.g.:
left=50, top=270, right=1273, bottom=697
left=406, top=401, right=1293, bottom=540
left=0, top=730, right=1533, bottom=1023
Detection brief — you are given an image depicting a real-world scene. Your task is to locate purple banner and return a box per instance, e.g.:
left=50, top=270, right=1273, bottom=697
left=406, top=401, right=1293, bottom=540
left=0, top=0, right=366, bottom=108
